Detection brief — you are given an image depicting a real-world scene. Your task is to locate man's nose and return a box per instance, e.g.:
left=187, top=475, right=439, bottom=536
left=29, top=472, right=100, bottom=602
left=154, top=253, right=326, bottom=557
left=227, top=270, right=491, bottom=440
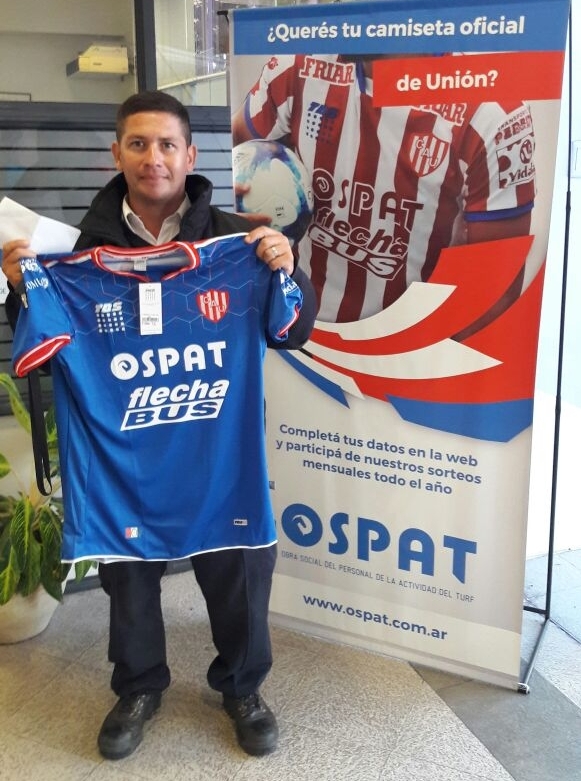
left=145, top=144, right=162, bottom=163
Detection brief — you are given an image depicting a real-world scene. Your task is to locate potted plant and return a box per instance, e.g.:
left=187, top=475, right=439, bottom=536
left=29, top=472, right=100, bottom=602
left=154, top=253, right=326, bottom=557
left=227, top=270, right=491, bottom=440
left=0, top=372, right=91, bottom=642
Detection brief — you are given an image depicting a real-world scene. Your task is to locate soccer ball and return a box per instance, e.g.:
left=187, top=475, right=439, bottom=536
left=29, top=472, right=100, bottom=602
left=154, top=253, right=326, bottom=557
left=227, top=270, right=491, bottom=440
left=232, top=140, right=314, bottom=244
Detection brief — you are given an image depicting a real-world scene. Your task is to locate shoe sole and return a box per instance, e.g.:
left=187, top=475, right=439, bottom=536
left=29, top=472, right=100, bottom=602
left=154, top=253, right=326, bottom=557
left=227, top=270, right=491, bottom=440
left=237, top=735, right=278, bottom=757
left=99, top=740, right=143, bottom=761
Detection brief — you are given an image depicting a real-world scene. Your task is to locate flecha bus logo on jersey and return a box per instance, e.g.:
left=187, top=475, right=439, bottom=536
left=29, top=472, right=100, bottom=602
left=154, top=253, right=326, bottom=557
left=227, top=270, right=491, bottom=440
left=197, top=290, right=229, bottom=322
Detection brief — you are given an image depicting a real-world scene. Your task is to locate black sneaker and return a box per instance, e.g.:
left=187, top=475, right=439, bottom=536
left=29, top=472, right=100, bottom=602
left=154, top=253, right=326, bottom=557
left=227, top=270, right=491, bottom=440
left=223, top=692, right=278, bottom=756
left=97, top=691, right=161, bottom=760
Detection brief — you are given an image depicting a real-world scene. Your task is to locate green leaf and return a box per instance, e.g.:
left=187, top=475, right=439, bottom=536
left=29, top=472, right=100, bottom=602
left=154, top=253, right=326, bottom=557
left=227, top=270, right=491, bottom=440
left=0, top=373, right=31, bottom=434
left=0, top=518, right=9, bottom=545
left=0, top=545, right=21, bottom=605
left=0, top=495, right=18, bottom=524
left=0, top=453, right=12, bottom=480
left=18, top=535, right=42, bottom=597
left=41, top=568, right=64, bottom=603
left=45, top=405, right=57, bottom=439
left=9, top=498, right=34, bottom=571
left=38, top=505, right=63, bottom=558
left=0, top=522, right=13, bottom=574
left=38, top=506, right=65, bottom=602
left=74, top=559, right=95, bottom=580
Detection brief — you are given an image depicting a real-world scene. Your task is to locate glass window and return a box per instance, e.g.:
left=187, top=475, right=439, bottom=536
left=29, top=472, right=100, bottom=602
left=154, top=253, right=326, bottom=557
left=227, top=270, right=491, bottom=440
left=155, top=0, right=240, bottom=107
left=0, top=0, right=137, bottom=104
left=155, top=0, right=335, bottom=107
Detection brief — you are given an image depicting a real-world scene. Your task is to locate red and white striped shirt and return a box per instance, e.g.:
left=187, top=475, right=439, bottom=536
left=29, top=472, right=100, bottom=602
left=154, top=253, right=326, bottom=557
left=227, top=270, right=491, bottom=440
left=238, top=54, right=536, bottom=322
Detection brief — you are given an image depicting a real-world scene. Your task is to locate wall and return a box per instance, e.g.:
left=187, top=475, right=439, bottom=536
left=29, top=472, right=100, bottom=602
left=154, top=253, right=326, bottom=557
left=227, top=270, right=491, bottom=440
left=0, top=33, right=135, bottom=104
left=0, top=0, right=136, bottom=104
left=1, top=0, right=134, bottom=36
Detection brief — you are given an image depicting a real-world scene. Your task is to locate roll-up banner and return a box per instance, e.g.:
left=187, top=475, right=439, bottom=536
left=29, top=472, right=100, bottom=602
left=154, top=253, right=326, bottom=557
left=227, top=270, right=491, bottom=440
left=230, top=0, right=570, bottom=688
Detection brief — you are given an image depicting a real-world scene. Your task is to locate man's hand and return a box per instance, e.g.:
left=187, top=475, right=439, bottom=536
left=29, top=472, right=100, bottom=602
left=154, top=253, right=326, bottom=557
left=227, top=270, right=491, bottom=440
left=234, top=182, right=272, bottom=227
left=246, top=227, right=294, bottom=275
left=1, top=240, right=34, bottom=287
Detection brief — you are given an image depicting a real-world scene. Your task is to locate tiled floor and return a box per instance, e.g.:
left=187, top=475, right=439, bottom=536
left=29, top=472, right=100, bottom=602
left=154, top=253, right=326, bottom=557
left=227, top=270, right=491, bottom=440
left=1, top=558, right=580, bottom=781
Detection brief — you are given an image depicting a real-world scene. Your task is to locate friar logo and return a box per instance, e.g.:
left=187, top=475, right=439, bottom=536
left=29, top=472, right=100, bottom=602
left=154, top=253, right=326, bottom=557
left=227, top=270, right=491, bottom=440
left=197, top=290, right=229, bottom=322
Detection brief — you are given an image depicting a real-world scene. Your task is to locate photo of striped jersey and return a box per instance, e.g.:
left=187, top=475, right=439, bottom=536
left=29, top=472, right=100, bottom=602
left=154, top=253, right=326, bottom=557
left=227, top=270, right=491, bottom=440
left=238, top=53, right=536, bottom=322
left=12, top=233, right=302, bottom=563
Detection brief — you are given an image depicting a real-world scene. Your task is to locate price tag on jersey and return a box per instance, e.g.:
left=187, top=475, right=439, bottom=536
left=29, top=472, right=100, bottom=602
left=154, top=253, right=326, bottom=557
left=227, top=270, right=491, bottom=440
left=139, top=282, right=163, bottom=335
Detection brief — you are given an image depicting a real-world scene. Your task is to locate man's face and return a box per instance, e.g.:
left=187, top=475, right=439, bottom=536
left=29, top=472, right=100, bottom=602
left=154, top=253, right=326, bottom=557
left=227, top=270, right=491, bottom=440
left=111, top=111, right=196, bottom=212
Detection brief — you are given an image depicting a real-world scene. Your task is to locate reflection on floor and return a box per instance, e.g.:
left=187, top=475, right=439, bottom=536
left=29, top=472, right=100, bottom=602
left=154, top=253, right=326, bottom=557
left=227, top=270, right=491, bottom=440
left=0, top=561, right=580, bottom=781
left=525, top=548, right=581, bottom=643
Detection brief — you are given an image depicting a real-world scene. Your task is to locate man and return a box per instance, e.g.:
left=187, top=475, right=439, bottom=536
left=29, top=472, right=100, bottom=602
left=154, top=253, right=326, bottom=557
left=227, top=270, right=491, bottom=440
left=2, top=90, right=317, bottom=760
left=232, top=53, right=536, bottom=330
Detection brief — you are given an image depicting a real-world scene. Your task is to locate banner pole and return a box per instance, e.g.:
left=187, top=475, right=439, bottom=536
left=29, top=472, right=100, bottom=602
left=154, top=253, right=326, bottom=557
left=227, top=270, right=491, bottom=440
left=520, top=1, right=574, bottom=691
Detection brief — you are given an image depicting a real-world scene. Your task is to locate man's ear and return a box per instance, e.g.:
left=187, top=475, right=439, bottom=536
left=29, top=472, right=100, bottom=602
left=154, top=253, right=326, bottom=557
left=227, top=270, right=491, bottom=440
left=187, top=145, right=198, bottom=172
left=111, top=141, right=122, bottom=170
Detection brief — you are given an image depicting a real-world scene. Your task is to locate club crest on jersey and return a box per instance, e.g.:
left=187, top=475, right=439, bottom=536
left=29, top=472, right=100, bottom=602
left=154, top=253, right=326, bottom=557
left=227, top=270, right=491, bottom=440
left=407, top=133, right=449, bottom=177
left=197, top=290, right=229, bottom=322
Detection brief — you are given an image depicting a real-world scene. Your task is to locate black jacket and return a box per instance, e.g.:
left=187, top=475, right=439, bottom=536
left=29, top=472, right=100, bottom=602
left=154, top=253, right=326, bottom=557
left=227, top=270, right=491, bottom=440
left=6, top=172, right=317, bottom=348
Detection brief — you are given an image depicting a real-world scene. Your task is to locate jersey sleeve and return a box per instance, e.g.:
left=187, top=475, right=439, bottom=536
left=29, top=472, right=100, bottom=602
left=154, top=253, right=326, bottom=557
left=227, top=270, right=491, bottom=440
left=241, top=55, right=298, bottom=139
left=462, top=102, right=536, bottom=219
left=12, top=258, right=73, bottom=377
left=268, top=269, right=303, bottom=342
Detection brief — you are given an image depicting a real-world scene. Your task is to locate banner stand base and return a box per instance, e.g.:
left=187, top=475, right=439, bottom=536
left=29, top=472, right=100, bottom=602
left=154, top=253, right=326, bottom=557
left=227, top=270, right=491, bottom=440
left=518, top=605, right=551, bottom=694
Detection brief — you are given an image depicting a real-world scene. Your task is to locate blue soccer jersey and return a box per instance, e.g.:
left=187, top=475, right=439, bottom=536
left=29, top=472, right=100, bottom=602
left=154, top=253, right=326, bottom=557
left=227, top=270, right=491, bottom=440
left=12, top=234, right=302, bottom=563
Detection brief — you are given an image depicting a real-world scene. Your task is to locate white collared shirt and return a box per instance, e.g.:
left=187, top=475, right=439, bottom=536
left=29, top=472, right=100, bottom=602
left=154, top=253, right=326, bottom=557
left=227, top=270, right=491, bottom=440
left=122, top=196, right=190, bottom=246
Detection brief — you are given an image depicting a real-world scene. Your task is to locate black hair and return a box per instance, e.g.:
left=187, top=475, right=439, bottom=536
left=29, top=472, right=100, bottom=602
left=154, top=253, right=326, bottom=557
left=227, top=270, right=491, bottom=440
left=115, top=90, right=192, bottom=145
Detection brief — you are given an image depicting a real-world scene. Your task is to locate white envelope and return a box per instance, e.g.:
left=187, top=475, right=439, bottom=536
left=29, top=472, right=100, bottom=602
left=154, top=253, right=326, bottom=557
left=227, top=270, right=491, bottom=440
left=0, top=197, right=80, bottom=254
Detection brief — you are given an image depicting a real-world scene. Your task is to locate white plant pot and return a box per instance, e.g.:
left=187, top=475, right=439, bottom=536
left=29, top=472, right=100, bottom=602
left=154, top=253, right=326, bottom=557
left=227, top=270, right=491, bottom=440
left=0, top=588, right=60, bottom=644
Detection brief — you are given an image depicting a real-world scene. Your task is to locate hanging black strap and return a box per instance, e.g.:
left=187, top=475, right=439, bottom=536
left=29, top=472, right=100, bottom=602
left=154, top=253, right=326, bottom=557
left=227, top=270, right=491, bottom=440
left=27, top=369, right=52, bottom=496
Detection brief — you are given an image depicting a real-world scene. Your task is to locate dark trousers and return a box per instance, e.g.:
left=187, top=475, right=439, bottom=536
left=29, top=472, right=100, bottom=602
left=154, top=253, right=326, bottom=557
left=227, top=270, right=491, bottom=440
left=98, top=545, right=277, bottom=699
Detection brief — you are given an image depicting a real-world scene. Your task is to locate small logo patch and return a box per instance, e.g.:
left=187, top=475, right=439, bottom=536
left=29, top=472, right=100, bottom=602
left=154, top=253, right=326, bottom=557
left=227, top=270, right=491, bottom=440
left=197, top=290, right=229, bottom=322
left=95, top=300, right=125, bottom=333
left=407, top=133, right=449, bottom=177
left=125, top=526, right=140, bottom=539
left=233, top=518, right=248, bottom=527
